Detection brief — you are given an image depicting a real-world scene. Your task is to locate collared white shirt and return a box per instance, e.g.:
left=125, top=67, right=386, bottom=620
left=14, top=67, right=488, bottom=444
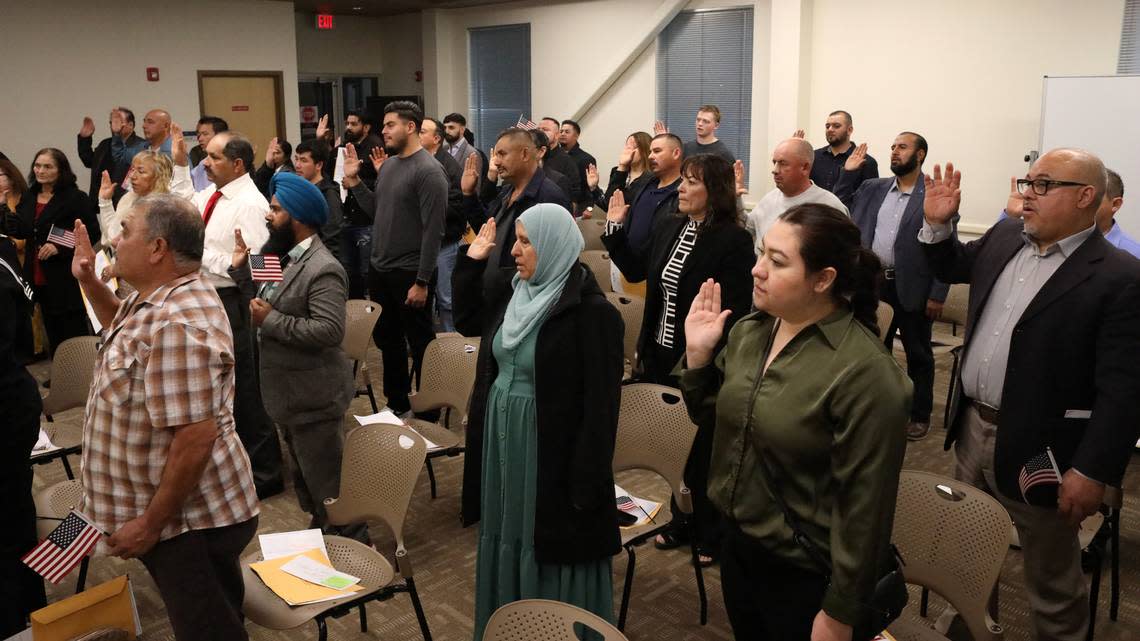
left=173, top=166, right=269, bottom=289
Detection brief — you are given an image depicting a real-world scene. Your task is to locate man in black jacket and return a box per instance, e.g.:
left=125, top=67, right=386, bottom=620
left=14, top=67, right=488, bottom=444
left=558, top=119, right=596, bottom=214
left=528, top=129, right=574, bottom=204
left=808, top=110, right=878, bottom=194
left=607, top=133, right=683, bottom=264
left=921, top=151, right=1140, bottom=641
left=537, top=117, right=582, bottom=205
left=420, top=117, right=465, bottom=331
left=292, top=139, right=343, bottom=262
left=77, top=108, right=143, bottom=206
left=253, top=137, right=294, bottom=199
left=324, top=110, right=382, bottom=298
left=461, top=128, right=570, bottom=299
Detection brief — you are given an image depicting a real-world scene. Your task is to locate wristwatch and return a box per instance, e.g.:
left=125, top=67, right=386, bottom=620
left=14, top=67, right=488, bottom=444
left=415, top=277, right=429, bottom=288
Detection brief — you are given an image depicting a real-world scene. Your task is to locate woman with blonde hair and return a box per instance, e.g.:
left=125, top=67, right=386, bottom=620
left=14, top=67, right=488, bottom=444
left=96, top=149, right=176, bottom=243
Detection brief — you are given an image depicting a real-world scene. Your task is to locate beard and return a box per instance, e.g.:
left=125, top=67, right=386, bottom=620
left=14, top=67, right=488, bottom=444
left=262, top=221, right=297, bottom=256
left=890, top=154, right=918, bottom=177
left=346, top=129, right=365, bottom=144
left=442, top=130, right=460, bottom=144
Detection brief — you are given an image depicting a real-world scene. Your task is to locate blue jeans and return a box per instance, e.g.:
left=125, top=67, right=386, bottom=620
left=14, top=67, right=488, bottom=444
left=340, top=225, right=372, bottom=299
left=435, top=240, right=459, bottom=332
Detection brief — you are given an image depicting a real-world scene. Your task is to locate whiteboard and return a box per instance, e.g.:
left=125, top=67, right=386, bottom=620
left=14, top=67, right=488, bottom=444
left=1040, top=75, right=1140, bottom=239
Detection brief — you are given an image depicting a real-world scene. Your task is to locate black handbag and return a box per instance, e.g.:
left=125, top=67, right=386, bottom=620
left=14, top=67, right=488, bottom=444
left=747, top=320, right=908, bottom=639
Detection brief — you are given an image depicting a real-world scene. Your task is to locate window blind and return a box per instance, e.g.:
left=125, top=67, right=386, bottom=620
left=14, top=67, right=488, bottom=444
left=469, top=24, right=531, bottom=151
left=1120, top=0, right=1140, bottom=73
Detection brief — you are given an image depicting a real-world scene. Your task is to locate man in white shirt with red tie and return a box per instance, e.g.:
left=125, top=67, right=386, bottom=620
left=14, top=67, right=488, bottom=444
left=171, top=127, right=284, bottom=497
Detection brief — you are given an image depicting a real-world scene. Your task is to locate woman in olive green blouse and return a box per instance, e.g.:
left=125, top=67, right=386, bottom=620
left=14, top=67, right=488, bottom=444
left=680, top=203, right=912, bottom=641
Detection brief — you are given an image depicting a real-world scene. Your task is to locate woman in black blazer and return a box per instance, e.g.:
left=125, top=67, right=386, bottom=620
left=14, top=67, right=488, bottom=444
left=602, top=153, right=755, bottom=565
left=3, top=148, right=98, bottom=355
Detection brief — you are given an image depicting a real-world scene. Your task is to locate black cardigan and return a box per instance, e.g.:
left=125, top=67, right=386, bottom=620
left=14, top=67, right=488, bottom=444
left=603, top=214, right=755, bottom=382
left=4, top=185, right=99, bottom=315
left=453, top=249, right=624, bottom=564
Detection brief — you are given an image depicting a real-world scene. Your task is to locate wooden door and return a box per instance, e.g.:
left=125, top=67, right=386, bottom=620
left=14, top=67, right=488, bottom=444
left=198, top=71, right=285, bottom=160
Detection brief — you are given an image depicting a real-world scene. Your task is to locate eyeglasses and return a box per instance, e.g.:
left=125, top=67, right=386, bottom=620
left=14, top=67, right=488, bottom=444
left=1015, top=178, right=1088, bottom=196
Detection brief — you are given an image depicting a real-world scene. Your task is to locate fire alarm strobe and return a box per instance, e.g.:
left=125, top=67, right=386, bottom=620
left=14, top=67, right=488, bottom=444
left=146, top=67, right=159, bottom=82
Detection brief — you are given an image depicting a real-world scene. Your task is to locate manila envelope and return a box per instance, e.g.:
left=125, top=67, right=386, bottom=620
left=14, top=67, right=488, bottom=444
left=31, top=575, right=140, bottom=641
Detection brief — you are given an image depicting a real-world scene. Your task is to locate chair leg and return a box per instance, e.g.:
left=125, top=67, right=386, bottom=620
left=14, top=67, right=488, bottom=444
left=316, top=616, right=328, bottom=641
left=617, top=545, right=636, bottom=631
left=920, top=587, right=930, bottom=617
left=406, top=577, right=433, bottom=641
left=1109, top=508, right=1120, bottom=621
left=358, top=603, right=368, bottom=632
left=689, top=539, right=708, bottom=625
left=366, top=382, right=378, bottom=413
left=1088, top=544, right=1102, bottom=641
left=75, top=556, right=89, bottom=593
left=426, top=459, right=438, bottom=499
left=60, top=455, right=75, bottom=480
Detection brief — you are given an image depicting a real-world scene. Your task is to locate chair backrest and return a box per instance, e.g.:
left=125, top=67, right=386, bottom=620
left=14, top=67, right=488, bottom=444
left=611, top=384, right=698, bottom=513
left=322, top=535, right=393, bottom=588
left=410, top=335, right=481, bottom=419
left=34, top=479, right=85, bottom=539
left=875, top=301, right=894, bottom=341
left=483, top=599, right=630, bottom=641
left=604, top=292, right=644, bottom=363
left=42, top=336, right=100, bottom=416
left=577, top=217, right=608, bottom=251
left=579, top=250, right=614, bottom=293
left=942, top=283, right=969, bottom=327
left=324, top=423, right=426, bottom=558
left=891, top=470, right=1011, bottom=641
left=342, top=299, right=381, bottom=362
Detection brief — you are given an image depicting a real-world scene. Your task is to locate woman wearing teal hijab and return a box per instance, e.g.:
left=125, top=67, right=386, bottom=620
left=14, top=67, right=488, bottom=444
left=453, top=203, right=625, bottom=640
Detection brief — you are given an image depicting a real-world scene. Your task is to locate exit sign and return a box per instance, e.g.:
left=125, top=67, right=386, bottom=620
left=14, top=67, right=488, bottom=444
left=316, top=14, right=335, bottom=30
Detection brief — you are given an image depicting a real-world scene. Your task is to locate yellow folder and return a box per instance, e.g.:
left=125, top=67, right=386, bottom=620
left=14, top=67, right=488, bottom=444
left=31, top=575, right=140, bottom=641
left=249, top=548, right=363, bottom=606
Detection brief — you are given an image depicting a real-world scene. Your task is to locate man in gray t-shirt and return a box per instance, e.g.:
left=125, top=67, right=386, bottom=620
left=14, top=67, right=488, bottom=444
left=342, top=101, right=447, bottom=414
left=656, top=104, right=736, bottom=164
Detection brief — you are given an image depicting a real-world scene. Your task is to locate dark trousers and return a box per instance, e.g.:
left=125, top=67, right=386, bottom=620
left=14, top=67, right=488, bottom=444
left=721, top=523, right=829, bottom=641
left=340, top=226, right=373, bottom=300
left=140, top=517, right=258, bottom=641
left=640, top=340, right=723, bottom=554
left=279, top=418, right=369, bottom=543
left=217, top=287, right=283, bottom=493
left=42, top=307, right=91, bottom=357
left=368, top=268, right=435, bottom=414
left=0, top=372, right=46, bottom=637
left=881, top=279, right=934, bottom=422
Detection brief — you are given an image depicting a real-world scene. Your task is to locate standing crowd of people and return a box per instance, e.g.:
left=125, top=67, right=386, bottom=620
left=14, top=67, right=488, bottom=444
left=2, top=98, right=1138, bottom=641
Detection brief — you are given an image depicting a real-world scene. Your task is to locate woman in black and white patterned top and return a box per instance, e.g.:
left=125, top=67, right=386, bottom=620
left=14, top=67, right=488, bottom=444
left=602, top=154, right=754, bottom=564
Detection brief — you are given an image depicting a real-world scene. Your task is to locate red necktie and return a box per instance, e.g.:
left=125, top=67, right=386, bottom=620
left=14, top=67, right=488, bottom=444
left=202, top=191, right=223, bottom=227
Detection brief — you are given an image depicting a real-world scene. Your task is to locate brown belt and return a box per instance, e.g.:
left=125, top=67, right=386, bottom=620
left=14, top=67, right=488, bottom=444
left=970, top=400, right=1000, bottom=425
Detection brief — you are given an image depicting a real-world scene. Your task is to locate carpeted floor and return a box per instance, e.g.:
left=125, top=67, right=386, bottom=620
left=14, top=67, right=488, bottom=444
left=28, top=329, right=1140, bottom=641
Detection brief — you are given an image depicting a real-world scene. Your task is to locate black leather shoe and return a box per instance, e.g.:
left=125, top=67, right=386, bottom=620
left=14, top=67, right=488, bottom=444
left=256, top=480, right=285, bottom=500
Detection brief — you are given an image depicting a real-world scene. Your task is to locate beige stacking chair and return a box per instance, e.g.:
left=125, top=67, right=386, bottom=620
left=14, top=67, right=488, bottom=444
left=483, top=599, right=630, bottom=641
left=34, top=479, right=92, bottom=592
left=876, top=300, right=895, bottom=341
left=406, top=334, right=481, bottom=498
left=577, top=217, right=608, bottom=251
left=342, top=299, right=382, bottom=412
left=604, top=292, right=644, bottom=367
left=610, top=383, right=703, bottom=631
left=579, top=250, right=615, bottom=293
left=242, top=423, right=431, bottom=641
left=34, top=336, right=99, bottom=479
left=887, top=470, right=1011, bottom=641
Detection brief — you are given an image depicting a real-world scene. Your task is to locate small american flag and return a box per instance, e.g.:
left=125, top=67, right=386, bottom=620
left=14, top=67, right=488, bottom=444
left=1018, top=448, right=1062, bottom=501
left=47, top=224, right=77, bottom=249
left=616, top=495, right=638, bottom=512
left=249, top=254, right=283, bottom=282
left=516, top=115, right=539, bottom=131
left=22, top=510, right=103, bottom=584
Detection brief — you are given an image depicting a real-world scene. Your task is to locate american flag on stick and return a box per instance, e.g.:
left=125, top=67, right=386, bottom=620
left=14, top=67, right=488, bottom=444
left=22, top=510, right=103, bottom=584
left=616, top=495, right=638, bottom=512
left=47, top=224, right=77, bottom=249
left=1018, top=448, right=1063, bottom=502
left=249, top=254, right=284, bottom=282
left=516, top=115, right=539, bottom=131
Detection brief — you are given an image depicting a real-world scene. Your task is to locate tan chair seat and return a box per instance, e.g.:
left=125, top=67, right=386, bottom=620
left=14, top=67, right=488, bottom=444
left=405, top=418, right=463, bottom=452
left=34, top=480, right=85, bottom=540
left=889, top=614, right=950, bottom=641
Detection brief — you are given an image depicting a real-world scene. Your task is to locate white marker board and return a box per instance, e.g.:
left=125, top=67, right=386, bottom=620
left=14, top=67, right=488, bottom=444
left=1040, top=75, right=1140, bottom=238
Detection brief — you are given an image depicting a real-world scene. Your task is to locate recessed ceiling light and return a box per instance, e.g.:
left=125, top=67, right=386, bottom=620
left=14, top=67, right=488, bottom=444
left=353, top=5, right=362, bottom=9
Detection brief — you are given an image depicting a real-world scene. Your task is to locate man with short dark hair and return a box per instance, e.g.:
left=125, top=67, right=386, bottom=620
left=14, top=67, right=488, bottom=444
left=558, top=119, right=596, bottom=213
left=836, top=131, right=949, bottom=441
left=69, top=194, right=260, bottom=641
left=77, top=108, right=144, bottom=206
left=253, top=137, right=294, bottom=198
left=292, top=139, right=343, bottom=261
left=419, top=116, right=464, bottom=331
left=336, top=110, right=383, bottom=299
left=810, top=110, right=879, bottom=193
left=171, top=126, right=284, bottom=498
left=343, top=101, right=447, bottom=415
left=530, top=125, right=579, bottom=205
left=191, top=116, right=229, bottom=191
left=603, top=133, right=683, bottom=262
left=684, top=105, right=735, bottom=163
left=443, top=112, right=478, bottom=167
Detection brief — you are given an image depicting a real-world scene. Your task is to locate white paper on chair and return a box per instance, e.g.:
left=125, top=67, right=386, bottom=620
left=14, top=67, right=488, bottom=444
left=353, top=410, right=440, bottom=450
left=30, top=428, right=61, bottom=457
left=614, top=484, right=662, bottom=528
left=259, top=529, right=328, bottom=561
left=280, top=554, right=361, bottom=590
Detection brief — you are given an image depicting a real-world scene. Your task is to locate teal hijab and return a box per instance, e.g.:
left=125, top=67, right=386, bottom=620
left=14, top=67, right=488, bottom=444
left=500, top=203, right=584, bottom=349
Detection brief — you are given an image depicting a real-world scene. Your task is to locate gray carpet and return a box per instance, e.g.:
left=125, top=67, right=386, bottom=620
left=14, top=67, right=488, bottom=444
left=28, top=330, right=1140, bottom=641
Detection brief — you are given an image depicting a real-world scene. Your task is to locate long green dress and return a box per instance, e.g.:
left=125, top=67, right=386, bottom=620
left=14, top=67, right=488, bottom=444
left=472, top=325, right=613, bottom=640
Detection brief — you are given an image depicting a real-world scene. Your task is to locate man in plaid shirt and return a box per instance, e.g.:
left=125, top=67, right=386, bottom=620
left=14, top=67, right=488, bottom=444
left=70, top=194, right=258, bottom=640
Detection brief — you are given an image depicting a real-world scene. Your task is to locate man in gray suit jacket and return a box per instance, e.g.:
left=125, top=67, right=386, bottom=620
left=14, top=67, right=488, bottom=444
left=229, top=172, right=365, bottom=541
left=836, top=132, right=954, bottom=441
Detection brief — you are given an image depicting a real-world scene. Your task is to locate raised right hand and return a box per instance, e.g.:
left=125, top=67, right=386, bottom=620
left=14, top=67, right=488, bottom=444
left=467, top=218, right=497, bottom=261
left=653, top=120, right=668, bottom=136
left=80, top=117, right=96, bottom=138
left=684, top=279, right=732, bottom=369
left=370, top=146, right=388, bottom=173
left=110, top=110, right=124, bottom=136
left=617, top=141, right=635, bottom=171
left=586, top=163, right=599, bottom=190
left=1005, top=175, right=1024, bottom=218
left=844, top=143, right=868, bottom=172
left=923, top=163, right=962, bottom=225
left=98, top=171, right=114, bottom=201
left=70, top=220, right=98, bottom=283
left=460, top=153, right=478, bottom=195
left=315, top=114, right=330, bottom=141
left=342, top=143, right=361, bottom=184
left=792, top=129, right=805, bottom=139
left=232, top=228, right=249, bottom=269
left=170, top=123, right=189, bottom=167
left=606, top=190, right=629, bottom=224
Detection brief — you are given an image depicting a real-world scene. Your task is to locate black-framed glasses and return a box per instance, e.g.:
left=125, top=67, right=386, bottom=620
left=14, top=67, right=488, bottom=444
left=1015, top=178, right=1088, bottom=196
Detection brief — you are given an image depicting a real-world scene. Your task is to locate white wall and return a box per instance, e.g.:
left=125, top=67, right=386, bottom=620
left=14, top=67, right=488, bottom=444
left=0, top=0, right=300, bottom=194
left=295, top=11, right=424, bottom=97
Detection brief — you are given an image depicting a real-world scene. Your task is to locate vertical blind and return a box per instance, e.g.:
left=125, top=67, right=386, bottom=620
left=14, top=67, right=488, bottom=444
left=468, top=24, right=531, bottom=151
left=1121, top=0, right=1140, bottom=73
left=657, top=8, right=755, bottom=169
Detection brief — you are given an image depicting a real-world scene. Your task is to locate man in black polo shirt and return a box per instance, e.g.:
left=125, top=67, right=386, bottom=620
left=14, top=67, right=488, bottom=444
left=808, top=110, right=878, bottom=193
left=558, top=119, right=596, bottom=214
